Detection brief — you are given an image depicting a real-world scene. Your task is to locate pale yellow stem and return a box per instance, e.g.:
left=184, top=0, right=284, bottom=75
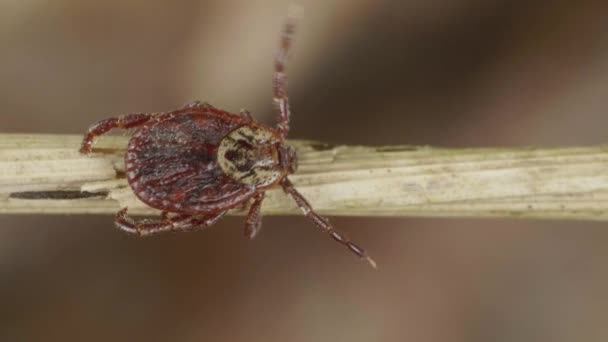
left=1, top=133, right=608, bottom=220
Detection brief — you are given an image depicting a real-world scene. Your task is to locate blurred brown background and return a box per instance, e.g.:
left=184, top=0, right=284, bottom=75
left=1, top=0, right=608, bottom=341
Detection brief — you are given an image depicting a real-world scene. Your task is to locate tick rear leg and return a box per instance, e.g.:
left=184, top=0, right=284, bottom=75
left=244, top=193, right=265, bottom=239
left=80, top=113, right=153, bottom=154
left=115, top=208, right=189, bottom=236
left=183, top=211, right=226, bottom=232
left=115, top=208, right=225, bottom=236
left=273, top=10, right=298, bottom=138
left=280, top=178, right=376, bottom=268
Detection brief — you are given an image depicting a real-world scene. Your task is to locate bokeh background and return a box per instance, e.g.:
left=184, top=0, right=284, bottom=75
left=1, top=0, right=608, bottom=341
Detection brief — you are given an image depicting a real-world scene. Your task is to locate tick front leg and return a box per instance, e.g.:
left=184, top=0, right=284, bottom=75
left=115, top=208, right=225, bottom=236
left=280, top=178, right=376, bottom=268
left=80, top=113, right=153, bottom=154
left=244, top=193, right=265, bottom=239
left=273, top=10, right=298, bottom=138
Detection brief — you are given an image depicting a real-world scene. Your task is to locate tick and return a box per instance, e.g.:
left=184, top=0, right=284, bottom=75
left=79, top=13, right=375, bottom=267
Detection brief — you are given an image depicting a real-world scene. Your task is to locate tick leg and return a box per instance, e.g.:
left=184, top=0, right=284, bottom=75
left=179, top=211, right=227, bottom=232
left=115, top=208, right=190, bottom=236
left=280, top=178, right=376, bottom=268
left=115, top=208, right=225, bottom=236
left=80, top=113, right=153, bottom=154
left=244, top=192, right=265, bottom=239
left=273, top=9, right=299, bottom=138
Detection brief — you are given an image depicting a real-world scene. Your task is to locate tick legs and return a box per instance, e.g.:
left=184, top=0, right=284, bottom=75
left=280, top=178, right=376, bottom=268
left=244, top=193, right=265, bottom=239
left=80, top=113, right=153, bottom=154
left=273, top=10, right=298, bottom=138
left=115, top=208, right=225, bottom=236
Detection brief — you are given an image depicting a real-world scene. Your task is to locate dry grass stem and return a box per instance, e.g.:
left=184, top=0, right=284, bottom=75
left=2, top=133, right=608, bottom=220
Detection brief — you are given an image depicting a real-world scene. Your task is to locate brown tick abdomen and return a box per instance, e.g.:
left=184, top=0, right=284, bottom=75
left=125, top=107, right=256, bottom=214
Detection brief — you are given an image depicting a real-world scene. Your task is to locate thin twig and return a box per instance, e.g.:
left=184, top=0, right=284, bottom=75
left=1, top=133, right=608, bottom=220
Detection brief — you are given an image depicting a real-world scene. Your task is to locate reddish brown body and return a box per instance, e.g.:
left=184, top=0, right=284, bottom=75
left=79, top=12, right=375, bottom=267
left=125, top=104, right=259, bottom=214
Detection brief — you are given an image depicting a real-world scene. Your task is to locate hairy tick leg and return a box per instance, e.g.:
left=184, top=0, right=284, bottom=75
left=115, top=208, right=227, bottom=236
left=115, top=208, right=192, bottom=236
left=280, top=178, right=376, bottom=268
left=80, top=113, right=153, bottom=154
left=273, top=10, right=298, bottom=138
left=181, top=211, right=227, bottom=232
left=244, top=192, right=265, bottom=239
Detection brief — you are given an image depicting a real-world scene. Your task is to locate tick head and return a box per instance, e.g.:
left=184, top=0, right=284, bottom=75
left=218, top=125, right=285, bottom=188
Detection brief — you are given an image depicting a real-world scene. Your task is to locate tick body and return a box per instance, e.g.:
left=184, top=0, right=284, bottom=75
left=79, top=12, right=375, bottom=267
